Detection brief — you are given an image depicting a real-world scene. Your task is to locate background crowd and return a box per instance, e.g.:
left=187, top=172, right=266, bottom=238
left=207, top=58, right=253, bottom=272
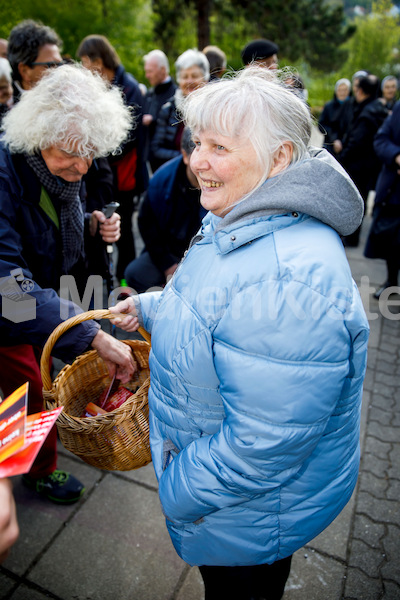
left=0, top=18, right=397, bottom=586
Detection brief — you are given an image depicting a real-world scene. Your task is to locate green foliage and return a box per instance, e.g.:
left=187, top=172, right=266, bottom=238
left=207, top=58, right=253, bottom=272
left=226, top=0, right=353, bottom=71
left=0, top=0, right=154, bottom=79
left=2, top=0, right=399, bottom=110
left=340, top=0, right=400, bottom=79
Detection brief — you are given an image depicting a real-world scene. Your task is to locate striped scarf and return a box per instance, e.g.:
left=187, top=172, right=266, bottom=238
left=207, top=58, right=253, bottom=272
left=26, top=153, right=84, bottom=273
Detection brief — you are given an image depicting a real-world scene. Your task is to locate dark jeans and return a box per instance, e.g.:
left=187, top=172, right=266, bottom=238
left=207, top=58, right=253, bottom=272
left=114, top=189, right=136, bottom=281
left=199, top=555, right=292, bottom=600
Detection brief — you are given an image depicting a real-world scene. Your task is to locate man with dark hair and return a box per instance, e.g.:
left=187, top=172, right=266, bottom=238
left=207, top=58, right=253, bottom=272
left=241, top=38, right=279, bottom=70
left=124, top=128, right=206, bottom=292
left=338, top=74, right=390, bottom=246
left=8, top=20, right=63, bottom=101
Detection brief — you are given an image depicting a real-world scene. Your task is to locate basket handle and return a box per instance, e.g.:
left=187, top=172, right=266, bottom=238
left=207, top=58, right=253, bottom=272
left=40, top=309, right=150, bottom=391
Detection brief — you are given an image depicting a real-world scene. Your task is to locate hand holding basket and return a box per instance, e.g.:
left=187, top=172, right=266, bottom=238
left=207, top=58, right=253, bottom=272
left=40, top=309, right=151, bottom=471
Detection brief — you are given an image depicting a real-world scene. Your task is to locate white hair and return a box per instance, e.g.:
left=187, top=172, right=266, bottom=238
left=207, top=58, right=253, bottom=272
left=0, top=58, right=12, bottom=82
left=175, top=49, right=210, bottom=83
left=181, top=66, right=311, bottom=183
left=2, top=63, right=133, bottom=157
left=144, top=49, right=170, bottom=74
left=335, top=78, right=351, bottom=93
left=381, top=75, right=398, bottom=90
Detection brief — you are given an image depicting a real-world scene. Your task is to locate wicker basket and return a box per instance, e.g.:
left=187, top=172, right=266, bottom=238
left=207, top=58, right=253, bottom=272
left=40, top=309, right=152, bottom=471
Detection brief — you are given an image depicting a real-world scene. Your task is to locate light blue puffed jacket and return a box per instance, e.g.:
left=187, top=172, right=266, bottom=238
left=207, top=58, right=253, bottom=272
left=135, top=149, right=369, bottom=567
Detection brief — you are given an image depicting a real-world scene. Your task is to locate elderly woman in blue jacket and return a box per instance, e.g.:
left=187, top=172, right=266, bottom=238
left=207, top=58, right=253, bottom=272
left=111, top=67, right=369, bottom=600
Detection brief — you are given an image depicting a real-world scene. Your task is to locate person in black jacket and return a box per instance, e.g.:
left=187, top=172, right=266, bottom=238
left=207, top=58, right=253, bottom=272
left=142, top=49, right=177, bottom=172
left=318, top=78, right=351, bottom=155
left=0, top=64, right=136, bottom=503
left=125, top=127, right=206, bottom=292
left=365, top=101, right=400, bottom=298
left=150, top=49, right=210, bottom=173
left=77, top=34, right=147, bottom=281
left=338, top=74, right=390, bottom=246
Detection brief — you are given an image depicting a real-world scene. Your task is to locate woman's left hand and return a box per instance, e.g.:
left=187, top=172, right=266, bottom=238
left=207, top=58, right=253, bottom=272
left=109, top=298, right=140, bottom=333
left=90, top=210, right=121, bottom=243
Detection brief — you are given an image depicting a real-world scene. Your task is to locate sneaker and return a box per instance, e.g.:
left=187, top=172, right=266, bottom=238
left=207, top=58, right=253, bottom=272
left=23, top=469, right=85, bottom=504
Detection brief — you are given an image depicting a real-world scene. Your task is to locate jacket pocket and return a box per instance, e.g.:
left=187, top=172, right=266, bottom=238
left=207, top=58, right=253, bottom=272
left=162, top=438, right=180, bottom=471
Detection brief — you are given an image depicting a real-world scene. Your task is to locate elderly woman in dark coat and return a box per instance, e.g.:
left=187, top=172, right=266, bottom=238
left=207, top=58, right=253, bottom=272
left=150, top=49, right=210, bottom=172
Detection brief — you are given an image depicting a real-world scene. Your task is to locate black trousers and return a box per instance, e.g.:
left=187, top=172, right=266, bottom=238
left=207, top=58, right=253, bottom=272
left=114, top=189, right=136, bottom=282
left=199, top=555, right=292, bottom=600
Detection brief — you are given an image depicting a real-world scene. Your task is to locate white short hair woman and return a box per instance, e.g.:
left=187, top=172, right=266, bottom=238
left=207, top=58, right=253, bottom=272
left=112, top=66, right=369, bottom=599
left=150, top=48, right=210, bottom=171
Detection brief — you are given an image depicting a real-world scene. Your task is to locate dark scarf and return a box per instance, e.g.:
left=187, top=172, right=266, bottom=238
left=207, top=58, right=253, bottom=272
left=26, top=153, right=84, bottom=273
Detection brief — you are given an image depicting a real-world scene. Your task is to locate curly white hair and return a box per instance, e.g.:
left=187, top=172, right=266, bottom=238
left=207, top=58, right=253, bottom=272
left=2, top=62, right=133, bottom=157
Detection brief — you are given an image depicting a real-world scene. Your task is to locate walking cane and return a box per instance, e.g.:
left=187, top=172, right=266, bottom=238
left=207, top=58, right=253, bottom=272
left=102, top=202, right=120, bottom=336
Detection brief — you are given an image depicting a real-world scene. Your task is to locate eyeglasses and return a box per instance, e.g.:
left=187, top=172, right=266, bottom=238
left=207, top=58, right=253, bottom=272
left=30, top=61, right=65, bottom=68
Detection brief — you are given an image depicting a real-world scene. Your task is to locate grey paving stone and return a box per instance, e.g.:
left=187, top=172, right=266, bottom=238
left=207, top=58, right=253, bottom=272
left=380, top=524, right=400, bottom=583
left=0, top=571, right=16, bottom=597
left=383, top=580, right=400, bottom=599
left=366, top=347, right=379, bottom=369
left=376, top=359, right=396, bottom=376
left=115, top=461, right=158, bottom=490
left=393, top=392, right=400, bottom=410
left=388, top=445, right=400, bottom=478
left=357, top=491, right=399, bottom=525
left=348, top=539, right=386, bottom=578
left=363, top=369, right=376, bottom=392
left=369, top=405, right=394, bottom=426
left=27, top=475, right=185, bottom=600
left=378, top=342, right=399, bottom=357
left=386, top=478, right=400, bottom=501
left=176, top=566, right=204, bottom=600
left=308, top=495, right=354, bottom=561
left=8, top=584, right=51, bottom=600
left=376, top=351, right=397, bottom=365
left=3, top=455, right=102, bottom=576
left=362, top=452, right=390, bottom=479
left=284, top=550, right=345, bottom=600
left=371, top=394, right=395, bottom=411
left=374, top=372, right=399, bottom=388
left=352, top=514, right=386, bottom=548
left=359, top=470, right=388, bottom=498
left=344, top=566, right=384, bottom=599
left=392, top=412, right=400, bottom=426
left=368, top=421, right=399, bottom=443
left=363, top=437, right=392, bottom=461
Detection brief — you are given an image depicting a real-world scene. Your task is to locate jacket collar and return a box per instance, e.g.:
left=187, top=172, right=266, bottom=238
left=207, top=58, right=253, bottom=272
left=200, top=210, right=306, bottom=254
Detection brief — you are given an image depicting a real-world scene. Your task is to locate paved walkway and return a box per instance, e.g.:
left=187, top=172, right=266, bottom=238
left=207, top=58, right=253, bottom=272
left=1, top=212, right=399, bottom=600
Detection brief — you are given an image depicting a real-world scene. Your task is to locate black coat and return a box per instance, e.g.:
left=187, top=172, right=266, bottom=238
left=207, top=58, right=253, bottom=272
left=338, top=97, right=390, bottom=199
left=318, top=97, right=352, bottom=153
left=364, top=101, right=400, bottom=259
left=149, top=95, right=183, bottom=172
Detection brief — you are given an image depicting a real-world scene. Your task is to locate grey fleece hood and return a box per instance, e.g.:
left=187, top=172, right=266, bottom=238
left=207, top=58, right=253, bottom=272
left=215, top=147, right=364, bottom=237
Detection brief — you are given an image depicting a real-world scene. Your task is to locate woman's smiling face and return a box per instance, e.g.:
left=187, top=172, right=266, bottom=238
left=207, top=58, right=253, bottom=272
left=190, top=130, right=264, bottom=217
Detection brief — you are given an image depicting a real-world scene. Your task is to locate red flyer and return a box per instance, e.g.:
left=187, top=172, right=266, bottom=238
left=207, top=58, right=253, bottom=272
left=0, top=383, right=63, bottom=477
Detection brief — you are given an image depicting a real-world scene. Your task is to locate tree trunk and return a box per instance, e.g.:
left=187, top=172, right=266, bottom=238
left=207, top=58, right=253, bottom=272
left=196, top=0, right=210, bottom=49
